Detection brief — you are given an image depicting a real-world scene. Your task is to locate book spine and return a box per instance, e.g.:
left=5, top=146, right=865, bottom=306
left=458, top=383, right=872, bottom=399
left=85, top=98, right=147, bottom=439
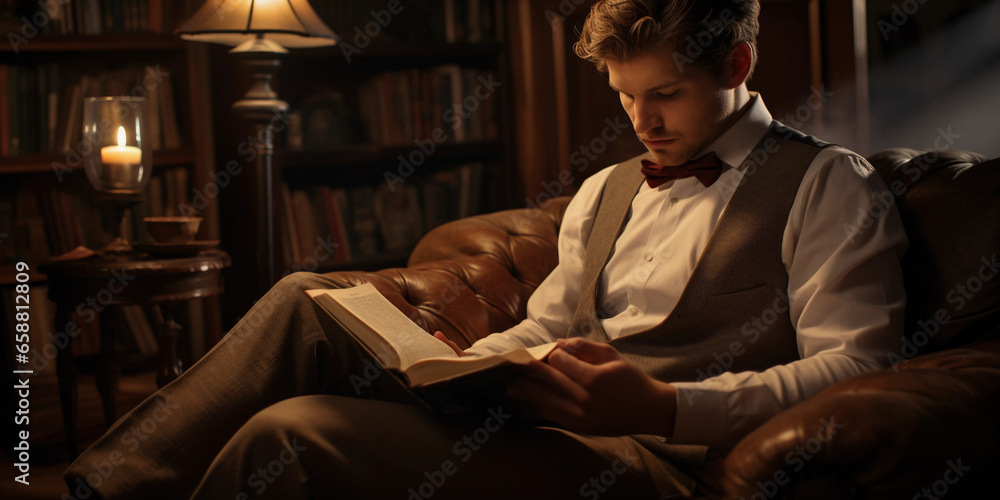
left=333, top=188, right=354, bottom=263
left=280, top=184, right=301, bottom=271
left=0, top=65, right=9, bottom=155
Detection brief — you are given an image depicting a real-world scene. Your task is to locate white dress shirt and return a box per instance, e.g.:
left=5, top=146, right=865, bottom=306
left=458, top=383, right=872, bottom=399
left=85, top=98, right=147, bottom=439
left=465, top=94, right=908, bottom=447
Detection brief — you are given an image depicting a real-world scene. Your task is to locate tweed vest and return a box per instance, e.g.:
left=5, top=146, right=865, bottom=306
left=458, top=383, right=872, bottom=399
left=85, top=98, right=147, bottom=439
left=570, top=123, right=829, bottom=384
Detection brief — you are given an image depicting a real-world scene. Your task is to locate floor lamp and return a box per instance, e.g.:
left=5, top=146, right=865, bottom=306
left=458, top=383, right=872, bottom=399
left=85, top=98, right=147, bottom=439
left=175, top=0, right=339, bottom=296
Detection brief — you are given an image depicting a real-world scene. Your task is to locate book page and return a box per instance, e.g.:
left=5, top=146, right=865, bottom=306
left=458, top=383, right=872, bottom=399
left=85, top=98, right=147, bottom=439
left=404, top=342, right=557, bottom=387
left=321, top=285, right=458, bottom=369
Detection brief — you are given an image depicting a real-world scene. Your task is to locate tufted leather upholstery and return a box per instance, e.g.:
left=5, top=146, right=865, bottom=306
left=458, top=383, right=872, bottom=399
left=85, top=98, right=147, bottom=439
left=320, top=148, right=999, bottom=498
left=320, top=199, right=570, bottom=349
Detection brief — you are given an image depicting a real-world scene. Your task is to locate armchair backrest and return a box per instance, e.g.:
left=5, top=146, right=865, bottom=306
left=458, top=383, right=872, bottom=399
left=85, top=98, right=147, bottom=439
left=867, top=148, right=1000, bottom=351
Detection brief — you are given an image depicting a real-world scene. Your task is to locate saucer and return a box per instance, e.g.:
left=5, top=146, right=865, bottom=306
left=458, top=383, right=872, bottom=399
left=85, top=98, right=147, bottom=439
left=133, top=240, right=220, bottom=256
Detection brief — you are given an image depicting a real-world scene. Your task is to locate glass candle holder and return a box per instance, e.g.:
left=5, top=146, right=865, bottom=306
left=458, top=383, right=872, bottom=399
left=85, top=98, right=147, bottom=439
left=82, top=96, right=151, bottom=253
left=83, top=96, right=151, bottom=195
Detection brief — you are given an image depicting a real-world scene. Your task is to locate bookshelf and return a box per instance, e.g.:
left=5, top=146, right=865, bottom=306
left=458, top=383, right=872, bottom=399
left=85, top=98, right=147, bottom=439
left=0, top=0, right=218, bottom=276
left=0, top=1, right=220, bottom=384
left=212, top=0, right=516, bottom=320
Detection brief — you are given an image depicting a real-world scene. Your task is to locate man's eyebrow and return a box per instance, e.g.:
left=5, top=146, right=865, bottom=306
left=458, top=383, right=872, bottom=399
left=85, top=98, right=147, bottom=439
left=608, top=81, right=681, bottom=94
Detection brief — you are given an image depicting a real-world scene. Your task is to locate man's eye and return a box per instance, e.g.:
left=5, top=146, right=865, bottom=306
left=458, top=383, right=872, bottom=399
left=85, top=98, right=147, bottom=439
left=656, top=91, right=678, bottom=98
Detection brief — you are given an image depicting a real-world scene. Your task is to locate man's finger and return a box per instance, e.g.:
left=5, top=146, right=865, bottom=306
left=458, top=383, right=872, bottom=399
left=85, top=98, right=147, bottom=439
left=547, top=347, right=603, bottom=383
left=556, top=337, right=621, bottom=364
left=518, top=360, right=589, bottom=403
left=506, top=376, right=584, bottom=424
left=433, top=331, right=464, bottom=356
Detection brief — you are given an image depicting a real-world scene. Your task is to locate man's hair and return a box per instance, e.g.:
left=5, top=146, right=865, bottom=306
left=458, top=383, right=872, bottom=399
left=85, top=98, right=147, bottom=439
left=574, top=0, right=761, bottom=79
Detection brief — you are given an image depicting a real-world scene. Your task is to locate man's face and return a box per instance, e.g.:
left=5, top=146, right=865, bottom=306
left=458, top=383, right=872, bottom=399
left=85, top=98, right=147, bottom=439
left=607, top=49, right=733, bottom=167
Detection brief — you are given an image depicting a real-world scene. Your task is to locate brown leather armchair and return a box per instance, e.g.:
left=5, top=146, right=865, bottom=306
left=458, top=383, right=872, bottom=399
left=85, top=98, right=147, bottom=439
left=320, top=148, right=999, bottom=499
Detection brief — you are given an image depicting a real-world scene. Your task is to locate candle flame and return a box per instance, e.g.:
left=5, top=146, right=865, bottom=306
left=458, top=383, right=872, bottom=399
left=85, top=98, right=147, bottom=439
left=117, top=126, right=126, bottom=147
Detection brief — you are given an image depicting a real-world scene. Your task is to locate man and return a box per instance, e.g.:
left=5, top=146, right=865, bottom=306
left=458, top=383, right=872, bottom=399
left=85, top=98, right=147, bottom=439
left=65, top=1, right=906, bottom=498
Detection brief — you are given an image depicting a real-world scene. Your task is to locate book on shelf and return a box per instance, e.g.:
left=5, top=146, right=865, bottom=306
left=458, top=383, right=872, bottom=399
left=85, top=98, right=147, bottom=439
left=347, top=186, right=382, bottom=259
left=0, top=0, right=179, bottom=36
left=280, top=162, right=484, bottom=269
left=291, top=188, right=321, bottom=265
left=0, top=188, right=14, bottom=262
left=280, top=184, right=302, bottom=270
left=373, top=182, right=423, bottom=253
left=0, top=62, right=183, bottom=157
left=320, top=186, right=351, bottom=263
left=307, top=282, right=555, bottom=412
left=1, top=166, right=187, bottom=263
left=310, top=0, right=499, bottom=44
left=354, top=65, right=498, bottom=147
left=156, top=68, right=182, bottom=150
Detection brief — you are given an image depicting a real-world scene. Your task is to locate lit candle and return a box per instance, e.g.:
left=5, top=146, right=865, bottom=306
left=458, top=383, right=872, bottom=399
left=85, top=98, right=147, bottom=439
left=101, top=126, right=142, bottom=165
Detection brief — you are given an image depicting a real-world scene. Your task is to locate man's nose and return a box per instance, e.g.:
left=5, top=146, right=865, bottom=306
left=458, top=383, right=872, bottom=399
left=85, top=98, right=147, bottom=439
left=631, top=98, right=661, bottom=135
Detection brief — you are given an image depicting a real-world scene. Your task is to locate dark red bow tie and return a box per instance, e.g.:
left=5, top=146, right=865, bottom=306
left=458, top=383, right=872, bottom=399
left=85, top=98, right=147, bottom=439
left=640, top=152, right=723, bottom=188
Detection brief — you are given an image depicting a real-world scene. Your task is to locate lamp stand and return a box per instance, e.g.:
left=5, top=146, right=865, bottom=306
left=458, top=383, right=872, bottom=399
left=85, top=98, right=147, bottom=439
left=232, top=47, right=287, bottom=296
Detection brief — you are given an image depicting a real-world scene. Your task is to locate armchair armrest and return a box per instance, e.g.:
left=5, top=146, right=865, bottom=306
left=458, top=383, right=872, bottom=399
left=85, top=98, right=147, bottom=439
left=722, top=340, right=1000, bottom=499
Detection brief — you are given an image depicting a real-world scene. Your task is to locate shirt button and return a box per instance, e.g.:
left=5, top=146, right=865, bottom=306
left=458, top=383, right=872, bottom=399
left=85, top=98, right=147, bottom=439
left=670, top=197, right=679, bottom=205
left=628, top=306, right=639, bottom=317
left=643, top=252, right=653, bottom=262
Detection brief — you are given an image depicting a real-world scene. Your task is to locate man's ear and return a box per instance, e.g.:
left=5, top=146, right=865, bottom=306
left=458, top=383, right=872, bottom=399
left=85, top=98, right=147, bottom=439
left=722, top=42, right=753, bottom=89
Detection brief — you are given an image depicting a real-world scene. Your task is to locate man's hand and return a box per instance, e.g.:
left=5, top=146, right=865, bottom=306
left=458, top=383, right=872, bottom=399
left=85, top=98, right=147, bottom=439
left=433, top=331, right=467, bottom=357
left=506, top=337, right=676, bottom=437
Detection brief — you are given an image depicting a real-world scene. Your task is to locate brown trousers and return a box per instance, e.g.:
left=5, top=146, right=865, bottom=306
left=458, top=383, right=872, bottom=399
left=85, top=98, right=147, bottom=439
left=63, top=273, right=699, bottom=500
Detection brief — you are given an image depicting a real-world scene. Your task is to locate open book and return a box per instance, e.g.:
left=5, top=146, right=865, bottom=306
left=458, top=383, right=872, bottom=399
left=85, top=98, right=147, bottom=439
left=307, top=283, right=556, bottom=408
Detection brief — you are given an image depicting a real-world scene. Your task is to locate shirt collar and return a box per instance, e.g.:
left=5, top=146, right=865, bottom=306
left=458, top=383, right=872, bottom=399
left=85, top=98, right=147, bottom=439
left=698, top=92, right=772, bottom=171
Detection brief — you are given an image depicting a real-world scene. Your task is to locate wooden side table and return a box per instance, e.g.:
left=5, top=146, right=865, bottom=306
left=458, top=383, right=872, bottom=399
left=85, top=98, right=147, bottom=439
left=38, top=249, right=230, bottom=458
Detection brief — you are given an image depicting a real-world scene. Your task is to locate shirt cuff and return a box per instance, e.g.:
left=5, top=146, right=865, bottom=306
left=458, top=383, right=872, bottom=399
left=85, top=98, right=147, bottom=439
left=670, top=382, right=729, bottom=444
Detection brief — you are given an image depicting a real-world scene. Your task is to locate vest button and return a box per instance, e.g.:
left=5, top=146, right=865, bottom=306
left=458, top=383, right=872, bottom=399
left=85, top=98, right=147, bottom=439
left=670, top=197, right=679, bottom=205
left=628, top=306, right=638, bottom=316
left=643, top=251, right=653, bottom=262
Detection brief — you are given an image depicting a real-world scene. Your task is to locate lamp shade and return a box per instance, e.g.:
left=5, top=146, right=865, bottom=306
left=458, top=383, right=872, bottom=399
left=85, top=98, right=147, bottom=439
left=176, top=0, right=338, bottom=50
